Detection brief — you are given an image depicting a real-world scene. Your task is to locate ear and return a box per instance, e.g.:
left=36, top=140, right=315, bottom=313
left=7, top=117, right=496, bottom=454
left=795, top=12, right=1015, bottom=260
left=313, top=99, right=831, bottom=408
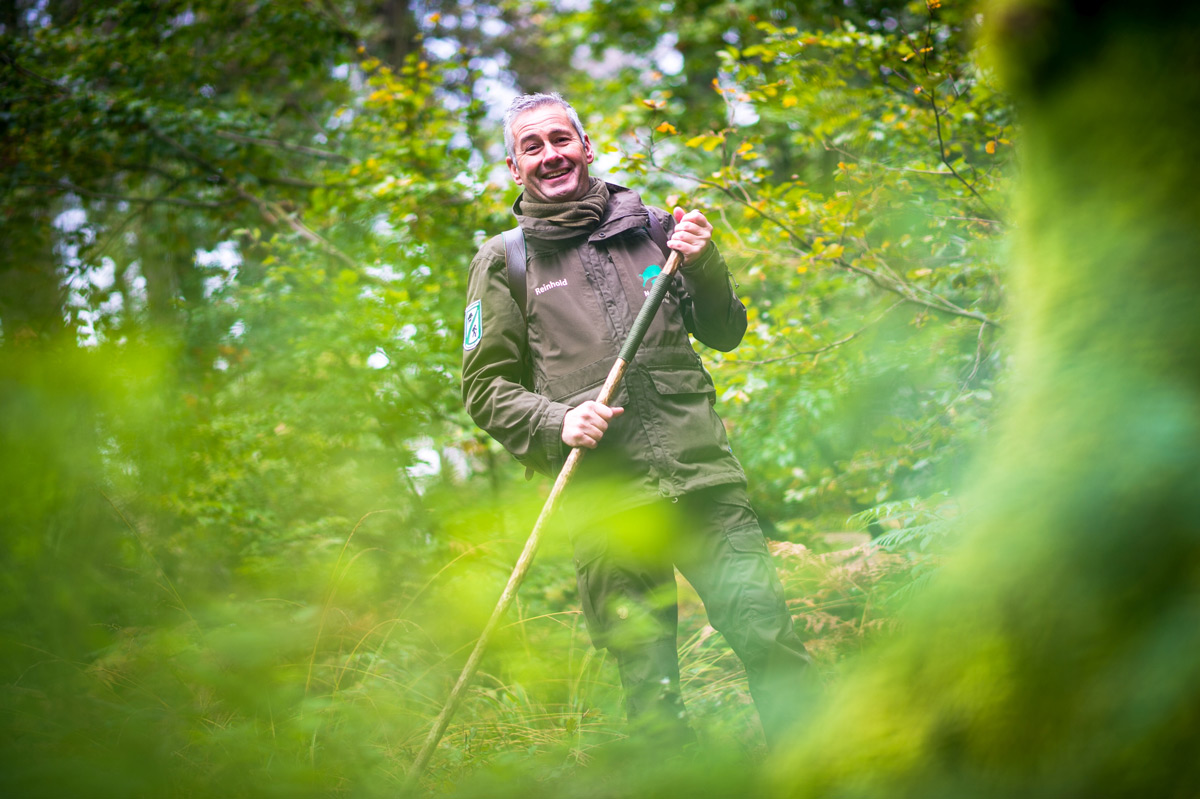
left=506, top=156, right=523, bottom=186
left=583, top=135, right=595, bottom=164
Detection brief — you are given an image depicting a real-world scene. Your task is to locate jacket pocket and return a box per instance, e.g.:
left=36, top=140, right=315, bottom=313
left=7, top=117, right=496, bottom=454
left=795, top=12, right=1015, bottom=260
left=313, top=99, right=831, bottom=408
left=647, top=367, right=715, bottom=398
left=644, top=367, right=731, bottom=468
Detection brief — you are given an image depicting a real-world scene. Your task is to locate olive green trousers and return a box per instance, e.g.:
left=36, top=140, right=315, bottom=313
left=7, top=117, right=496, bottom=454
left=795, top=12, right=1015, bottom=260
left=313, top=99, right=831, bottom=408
left=569, top=483, right=812, bottom=747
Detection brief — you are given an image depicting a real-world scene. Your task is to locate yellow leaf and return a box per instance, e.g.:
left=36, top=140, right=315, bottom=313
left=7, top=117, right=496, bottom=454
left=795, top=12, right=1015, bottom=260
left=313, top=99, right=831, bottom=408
left=986, top=140, right=996, bottom=154
left=656, top=122, right=677, bottom=135
left=782, top=95, right=798, bottom=108
left=737, top=142, right=754, bottom=155
left=825, top=244, right=845, bottom=260
left=685, top=134, right=708, bottom=148
left=641, top=98, right=666, bottom=110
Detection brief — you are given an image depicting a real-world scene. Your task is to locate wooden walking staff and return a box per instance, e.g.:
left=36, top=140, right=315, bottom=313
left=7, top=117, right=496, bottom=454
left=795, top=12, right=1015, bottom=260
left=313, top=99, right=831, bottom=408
left=405, top=247, right=685, bottom=788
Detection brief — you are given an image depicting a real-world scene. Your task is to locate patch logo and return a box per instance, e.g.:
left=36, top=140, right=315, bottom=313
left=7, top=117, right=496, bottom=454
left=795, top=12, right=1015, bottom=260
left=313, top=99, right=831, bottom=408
left=463, top=299, right=482, bottom=351
left=639, top=264, right=662, bottom=287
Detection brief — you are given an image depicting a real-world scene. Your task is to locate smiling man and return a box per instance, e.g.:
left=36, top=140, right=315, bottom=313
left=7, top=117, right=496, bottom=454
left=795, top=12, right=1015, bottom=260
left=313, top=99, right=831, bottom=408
left=461, top=93, right=811, bottom=748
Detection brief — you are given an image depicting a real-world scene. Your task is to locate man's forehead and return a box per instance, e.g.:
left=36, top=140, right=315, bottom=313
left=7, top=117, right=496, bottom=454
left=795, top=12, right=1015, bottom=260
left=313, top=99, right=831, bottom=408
left=512, top=106, right=578, bottom=140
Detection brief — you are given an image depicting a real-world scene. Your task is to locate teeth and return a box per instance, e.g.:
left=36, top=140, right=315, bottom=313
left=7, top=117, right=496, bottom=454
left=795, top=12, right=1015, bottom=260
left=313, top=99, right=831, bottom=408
left=543, top=169, right=570, bottom=179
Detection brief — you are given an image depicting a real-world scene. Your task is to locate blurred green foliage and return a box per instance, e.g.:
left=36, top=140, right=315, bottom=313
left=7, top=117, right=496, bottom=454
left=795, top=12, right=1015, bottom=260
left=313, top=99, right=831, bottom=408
left=4, top=0, right=1196, bottom=796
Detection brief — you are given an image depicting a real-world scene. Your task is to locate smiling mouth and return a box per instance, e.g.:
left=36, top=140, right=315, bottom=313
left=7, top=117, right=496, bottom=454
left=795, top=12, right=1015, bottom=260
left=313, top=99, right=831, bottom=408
left=540, top=168, right=572, bottom=180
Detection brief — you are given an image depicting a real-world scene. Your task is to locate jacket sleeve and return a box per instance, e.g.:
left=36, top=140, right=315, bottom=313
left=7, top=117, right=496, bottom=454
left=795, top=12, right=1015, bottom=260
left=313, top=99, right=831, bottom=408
left=658, top=209, right=748, bottom=352
left=461, top=236, right=571, bottom=476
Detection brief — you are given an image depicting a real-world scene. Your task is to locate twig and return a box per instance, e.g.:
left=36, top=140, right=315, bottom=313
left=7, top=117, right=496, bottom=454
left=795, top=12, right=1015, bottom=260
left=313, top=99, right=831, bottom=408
left=729, top=300, right=904, bottom=365
left=88, top=177, right=191, bottom=261
left=916, top=2, right=1003, bottom=224
left=960, top=320, right=990, bottom=389
left=926, top=86, right=1000, bottom=222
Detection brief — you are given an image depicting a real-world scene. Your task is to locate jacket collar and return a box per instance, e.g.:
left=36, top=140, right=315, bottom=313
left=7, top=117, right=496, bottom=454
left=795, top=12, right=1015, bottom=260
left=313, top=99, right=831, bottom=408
left=589, top=183, right=651, bottom=245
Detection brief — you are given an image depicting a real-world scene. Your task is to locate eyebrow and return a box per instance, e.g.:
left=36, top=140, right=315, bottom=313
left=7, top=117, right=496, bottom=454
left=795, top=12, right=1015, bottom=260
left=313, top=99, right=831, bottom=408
left=518, top=126, right=577, bottom=147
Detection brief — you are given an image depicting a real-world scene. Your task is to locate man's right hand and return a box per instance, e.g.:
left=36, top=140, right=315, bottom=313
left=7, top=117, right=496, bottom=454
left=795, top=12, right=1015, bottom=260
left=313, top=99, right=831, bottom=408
left=562, top=401, right=624, bottom=449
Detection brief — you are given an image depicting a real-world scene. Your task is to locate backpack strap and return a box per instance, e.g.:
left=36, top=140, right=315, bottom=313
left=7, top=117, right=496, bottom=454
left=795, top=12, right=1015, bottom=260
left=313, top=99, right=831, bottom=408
left=501, top=226, right=536, bottom=479
left=646, top=207, right=671, bottom=260
left=502, top=226, right=528, bottom=319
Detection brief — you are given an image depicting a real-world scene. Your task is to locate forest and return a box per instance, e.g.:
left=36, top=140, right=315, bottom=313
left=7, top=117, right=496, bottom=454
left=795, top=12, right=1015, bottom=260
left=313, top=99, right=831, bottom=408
left=2, top=0, right=1198, bottom=796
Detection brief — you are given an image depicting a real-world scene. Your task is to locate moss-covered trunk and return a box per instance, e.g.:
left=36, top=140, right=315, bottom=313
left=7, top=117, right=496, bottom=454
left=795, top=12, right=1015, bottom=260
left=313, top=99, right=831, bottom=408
left=776, top=2, right=1200, bottom=796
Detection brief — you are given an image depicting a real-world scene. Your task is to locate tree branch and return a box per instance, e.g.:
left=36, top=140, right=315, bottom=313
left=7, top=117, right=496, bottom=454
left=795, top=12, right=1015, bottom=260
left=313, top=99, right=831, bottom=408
left=24, top=181, right=232, bottom=209
left=643, top=158, right=1001, bottom=329
left=729, top=301, right=905, bottom=365
left=214, top=130, right=351, bottom=163
left=0, top=54, right=68, bottom=94
left=149, top=127, right=357, bottom=268
left=926, top=86, right=1002, bottom=223
left=915, top=1, right=1004, bottom=225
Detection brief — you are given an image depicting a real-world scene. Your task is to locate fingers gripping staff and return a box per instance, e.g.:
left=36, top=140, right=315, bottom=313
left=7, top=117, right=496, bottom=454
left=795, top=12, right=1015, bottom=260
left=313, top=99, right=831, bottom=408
left=406, top=248, right=685, bottom=787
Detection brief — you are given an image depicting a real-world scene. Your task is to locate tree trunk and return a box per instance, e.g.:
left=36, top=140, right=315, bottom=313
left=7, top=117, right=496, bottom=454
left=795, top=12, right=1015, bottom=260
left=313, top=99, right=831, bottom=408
left=775, top=2, right=1200, bottom=795
left=379, top=0, right=420, bottom=68
left=0, top=205, right=66, bottom=344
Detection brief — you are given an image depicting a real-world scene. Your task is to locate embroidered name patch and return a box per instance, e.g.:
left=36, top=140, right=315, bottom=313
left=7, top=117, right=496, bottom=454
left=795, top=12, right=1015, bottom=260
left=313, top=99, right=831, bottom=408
left=534, top=278, right=568, bottom=296
left=463, top=300, right=482, bottom=351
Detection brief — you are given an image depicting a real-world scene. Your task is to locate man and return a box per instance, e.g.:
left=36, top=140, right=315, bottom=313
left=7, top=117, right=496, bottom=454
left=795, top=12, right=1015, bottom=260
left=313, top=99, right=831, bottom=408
left=461, top=92, right=811, bottom=747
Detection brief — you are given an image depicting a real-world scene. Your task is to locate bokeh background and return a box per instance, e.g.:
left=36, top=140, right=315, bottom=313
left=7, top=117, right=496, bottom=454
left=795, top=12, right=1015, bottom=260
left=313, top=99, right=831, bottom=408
left=3, top=0, right=1197, bottom=795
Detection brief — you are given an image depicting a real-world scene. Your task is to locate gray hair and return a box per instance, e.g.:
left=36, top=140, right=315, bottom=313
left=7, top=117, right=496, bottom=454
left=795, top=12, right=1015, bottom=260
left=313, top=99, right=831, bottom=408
left=503, top=92, right=587, bottom=160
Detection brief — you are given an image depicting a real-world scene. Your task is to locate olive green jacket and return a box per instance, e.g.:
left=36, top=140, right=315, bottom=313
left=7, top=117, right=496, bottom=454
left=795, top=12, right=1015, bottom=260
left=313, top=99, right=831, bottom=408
left=461, top=182, right=748, bottom=509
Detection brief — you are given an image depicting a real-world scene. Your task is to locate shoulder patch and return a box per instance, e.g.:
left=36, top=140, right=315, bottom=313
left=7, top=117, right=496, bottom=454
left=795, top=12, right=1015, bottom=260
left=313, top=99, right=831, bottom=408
left=463, top=300, right=482, bottom=351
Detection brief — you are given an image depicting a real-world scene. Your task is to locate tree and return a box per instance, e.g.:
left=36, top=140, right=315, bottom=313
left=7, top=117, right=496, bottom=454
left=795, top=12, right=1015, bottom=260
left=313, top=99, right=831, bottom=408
left=766, top=0, right=1200, bottom=794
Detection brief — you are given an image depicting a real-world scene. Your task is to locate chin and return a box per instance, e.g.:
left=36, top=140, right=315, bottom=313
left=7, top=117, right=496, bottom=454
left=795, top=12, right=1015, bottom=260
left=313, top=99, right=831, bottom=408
left=547, top=182, right=586, bottom=202
left=531, top=172, right=588, bottom=203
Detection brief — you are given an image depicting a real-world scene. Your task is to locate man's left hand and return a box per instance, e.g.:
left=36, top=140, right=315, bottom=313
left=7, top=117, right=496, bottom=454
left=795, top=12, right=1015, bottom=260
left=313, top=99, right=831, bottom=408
left=669, top=207, right=713, bottom=265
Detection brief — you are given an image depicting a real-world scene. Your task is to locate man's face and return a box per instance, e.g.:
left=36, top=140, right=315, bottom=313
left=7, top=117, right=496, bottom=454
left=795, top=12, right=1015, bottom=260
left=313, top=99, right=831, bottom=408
left=506, top=105, right=594, bottom=203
